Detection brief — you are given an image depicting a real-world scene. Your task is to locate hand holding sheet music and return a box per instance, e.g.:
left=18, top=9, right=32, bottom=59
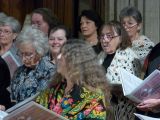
left=119, top=68, right=160, bottom=103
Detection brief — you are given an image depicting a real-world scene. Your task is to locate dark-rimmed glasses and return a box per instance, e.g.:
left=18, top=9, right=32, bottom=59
left=100, top=33, right=119, bottom=40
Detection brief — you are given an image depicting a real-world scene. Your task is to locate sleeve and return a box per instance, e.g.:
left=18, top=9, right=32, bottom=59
left=0, top=57, right=11, bottom=108
left=0, top=57, right=10, bottom=88
left=37, top=59, right=57, bottom=90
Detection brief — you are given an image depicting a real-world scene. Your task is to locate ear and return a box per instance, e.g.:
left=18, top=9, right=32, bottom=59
left=12, top=33, right=18, bottom=40
left=137, top=23, right=142, bottom=31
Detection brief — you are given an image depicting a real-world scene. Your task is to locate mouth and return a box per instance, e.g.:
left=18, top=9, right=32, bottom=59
left=81, top=30, right=88, bottom=33
left=51, top=44, right=60, bottom=48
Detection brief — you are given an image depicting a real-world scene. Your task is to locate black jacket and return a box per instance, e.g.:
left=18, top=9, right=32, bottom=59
left=0, top=56, right=12, bottom=109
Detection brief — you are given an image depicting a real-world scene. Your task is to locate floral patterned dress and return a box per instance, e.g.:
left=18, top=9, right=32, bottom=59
left=11, top=57, right=56, bottom=103
left=36, top=80, right=108, bottom=120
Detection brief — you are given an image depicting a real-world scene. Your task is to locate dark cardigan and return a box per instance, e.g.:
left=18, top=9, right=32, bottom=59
left=0, top=56, right=12, bottom=109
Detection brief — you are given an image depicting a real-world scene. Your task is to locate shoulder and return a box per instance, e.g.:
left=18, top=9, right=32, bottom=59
left=38, top=57, right=56, bottom=71
left=133, top=35, right=155, bottom=47
left=0, top=56, right=7, bottom=66
left=116, top=48, right=138, bottom=58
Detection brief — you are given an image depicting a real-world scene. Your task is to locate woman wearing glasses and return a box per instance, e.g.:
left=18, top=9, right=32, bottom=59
left=0, top=16, right=22, bottom=78
left=119, top=6, right=154, bottom=65
left=11, top=26, right=55, bottom=103
left=99, top=21, right=141, bottom=120
left=0, top=16, right=21, bottom=56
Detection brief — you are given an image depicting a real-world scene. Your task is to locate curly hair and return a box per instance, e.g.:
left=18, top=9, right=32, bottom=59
left=15, top=25, right=49, bottom=56
left=60, top=39, right=110, bottom=101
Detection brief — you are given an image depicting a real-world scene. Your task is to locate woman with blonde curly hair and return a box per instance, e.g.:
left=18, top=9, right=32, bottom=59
left=36, top=39, right=111, bottom=120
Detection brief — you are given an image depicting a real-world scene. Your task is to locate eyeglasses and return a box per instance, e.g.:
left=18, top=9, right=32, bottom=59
left=17, top=51, right=36, bottom=60
left=122, top=22, right=137, bottom=28
left=100, top=33, right=119, bottom=40
left=0, top=29, right=12, bottom=35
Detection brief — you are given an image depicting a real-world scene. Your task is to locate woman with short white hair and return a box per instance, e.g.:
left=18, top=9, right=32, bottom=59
left=11, top=26, right=55, bottom=103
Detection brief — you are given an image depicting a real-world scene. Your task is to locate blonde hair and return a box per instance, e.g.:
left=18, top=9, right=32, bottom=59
left=61, top=39, right=110, bottom=100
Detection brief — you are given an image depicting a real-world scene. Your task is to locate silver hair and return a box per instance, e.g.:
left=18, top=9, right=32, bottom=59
left=0, top=12, right=7, bottom=18
left=16, top=25, right=49, bottom=56
left=0, top=16, right=21, bottom=33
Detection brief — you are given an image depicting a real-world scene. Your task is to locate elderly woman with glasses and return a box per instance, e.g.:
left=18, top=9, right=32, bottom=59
left=0, top=16, right=22, bottom=78
left=11, top=26, right=55, bottom=104
left=98, top=20, right=141, bottom=120
left=0, top=16, right=21, bottom=55
left=119, top=6, right=154, bottom=65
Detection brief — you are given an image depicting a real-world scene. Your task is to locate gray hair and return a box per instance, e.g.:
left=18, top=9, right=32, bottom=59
left=0, top=12, right=7, bottom=18
left=16, top=25, right=49, bottom=56
left=0, top=16, right=21, bottom=33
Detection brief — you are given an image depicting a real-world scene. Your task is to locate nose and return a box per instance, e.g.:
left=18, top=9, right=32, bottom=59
left=123, top=24, right=128, bottom=30
left=0, top=31, right=5, bottom=36
left=52, top=39, right=59, bottom=44
left=21, top=56, right=27, bottom=62
left=81, top=23, right=86, bottom=28
left=103, top=35, right=110, bottom=42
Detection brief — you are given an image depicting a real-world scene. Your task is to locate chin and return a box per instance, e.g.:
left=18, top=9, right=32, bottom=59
left=24, top=64, right=32, bottom=68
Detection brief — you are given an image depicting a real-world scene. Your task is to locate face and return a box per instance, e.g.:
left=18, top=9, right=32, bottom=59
left=31, top=13, right=49, bottom=34
left=100, top=26, right=121, bottom=54
left=80, top=16, right=97, bottom=38
left=48, top=29, right=67, bottom=56
left=121, top=16, right=141, bottom=38
left=0, top=25, right=16, bottom=45
left=18, top=42, right=41, bottom=68
left=57, top=53, right=67, bottom=76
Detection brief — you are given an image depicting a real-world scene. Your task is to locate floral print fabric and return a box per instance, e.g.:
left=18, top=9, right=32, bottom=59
left=36, top=80, right=107, bottom=120
left=11, top=57, right=56, bottom=103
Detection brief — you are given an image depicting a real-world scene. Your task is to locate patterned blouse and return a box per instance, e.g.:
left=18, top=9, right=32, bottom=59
left=132, top=35, right=155, bottom=65
left=36, top=80, right=108, bottom=120
left=11, top=57, right=56, bottom=103
left=99, top=47, right=141, bottom=85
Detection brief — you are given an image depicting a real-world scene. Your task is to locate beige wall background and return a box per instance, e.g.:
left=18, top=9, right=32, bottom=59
left=79, top=0, right=160, bottom=44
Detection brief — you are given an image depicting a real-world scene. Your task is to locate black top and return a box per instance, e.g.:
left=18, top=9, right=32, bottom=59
left=92, top=42, right=102, bottom=55
left=0, top=56, right=12, bottom=109
left=102, top=53, right=116, bottom=72
left=144, top=42, right=160, bottom=78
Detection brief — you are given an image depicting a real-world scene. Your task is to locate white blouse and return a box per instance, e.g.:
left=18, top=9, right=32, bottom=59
left=132, top=35, right=155, bottom=65
left=98, top=47, right=141, bottom=85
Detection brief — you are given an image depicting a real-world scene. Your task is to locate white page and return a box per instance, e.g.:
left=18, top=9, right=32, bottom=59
left=4, top=101, right=68, bottom=120
left=131, top=70, right=160, bottom=102
left=6, top=92, right=39, bottom=113
left=134, top=113, right=160, bottom=120
left=0, top=110, right=8, bottom=120
left=119, top=68, right=143, bottom=96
